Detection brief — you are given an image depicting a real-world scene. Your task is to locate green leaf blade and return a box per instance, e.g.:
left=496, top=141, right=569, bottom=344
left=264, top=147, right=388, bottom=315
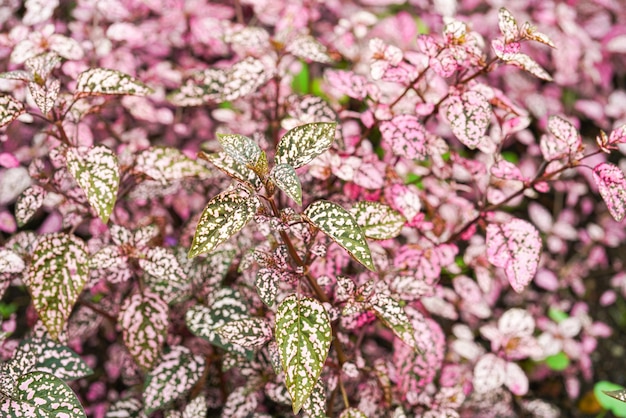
left=275, top=122, right=336, bottom=169
left=270, top=163, right=302, bottom=205
left=188, top=191, right=259, bottom=258
left=303, top=200, right=375, bottom=271
left=217, top=133, right=267, bottom=174
left=66, top=145, right=120, bottom=223
left=350, top=201, right=405, bottom=240
left=275, top=295, right=332, bottom=414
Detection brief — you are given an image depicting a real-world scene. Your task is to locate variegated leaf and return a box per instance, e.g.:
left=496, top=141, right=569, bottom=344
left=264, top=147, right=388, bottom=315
left=198, top=151, right=261, bottom=190
left=119, top=291, right=168, bottom=370
left=139, top=247, right=186, bottom=285
left=350, top=201, right=405, bottom=240
left=216, top=318, right=273, bottom=350
left=445, top=90, right=491, bottom=149
left=603, top=389, right=626, bottom=404
left=26, top=233, right=89, bottom=340
left=593, top=162, right=626, bottom=222
left=302, top=379, right=327, bottom=418
left=255, top=268, right=279, bottom=307
left=303, top=200, right=375, bottom=271
left=270, top=163, right=302, bottom=205
left=0, top=95, right=25, bottom=128
left=498, top=8, right=519, bottom=43
left=75, top=68, right=153, bottom=96
left=286, top=35, right=332, bottom=63
left=20, top=337, right=93, bottom=380
left=486, top=218, right=542, bottom=293
left=105, top=397, right=145, bottom=418
left=473, top=353, right=506, bottom=393
left=339, top=408, right=368, bottom=418
left=135, top=147, right=211, bottom=186
left=0, top=347, right=36, bottom=398
left=15, top=185, right=46, bottom=227
left=28, top=79, right=60, bottom=115
left=191, top=249, right=236, bottom=294
left=143, top=346, right=205, bottom=415
left=275, top=122, right=336, bottom=169
left=185, top=289, right=253, bottom=359
left=221, top=386, right=259, bottom=418
left=0, top=249, right=25, bottom=274
left=540, top=116, right=582, bottom=161
left=24, top=52, right=61, bottom=81
left=520, top=22, right=555, bottom=48
left=492, top=39, right=552, bottom=81
left=0, top=371, right=86, bottom=417
left=379, top=114, right=428, bottom=160
left=66, top=145, right=120, bottom=223
left=275, top=295, right=332, bottom=414
left=188, top=191, right=260, bottom=258
left=183, top=396, right=207, bottom=418
left=369, top=282, right=416, bottom=350
left=217, top=133, right=267, bottom=175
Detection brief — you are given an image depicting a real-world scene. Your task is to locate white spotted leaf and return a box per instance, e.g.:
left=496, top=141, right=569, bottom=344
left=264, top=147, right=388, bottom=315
left=275, top=122, right=336, bottom=169
left=369, top=282, right=416, bottom=350
left=221, top=386, right=258, bottom=418
left=492, top=39, right=552, bottom=81
left=15, top=185, right=46, bottom=227
left=0, top=95, right=25, bottom=128
left=66, top=145, right=120, bottom=223
left=28, top=79, right=60, bottom=115
left=182, top=396, right=207, bottom=418
left=473, top=353, right=506, bottom=393
left=217, top=133, right=267, bottom=175
left=498, top=8, right=519, bottom=43
left=302, top=379, right=327, bottom=418
left=593, top=162, right=626, bottom=222
left=603, top=389, right=626, bottom=404
left=275, top=295, right=332, bottom=414
left=135, top=147, right=212, bottom=186
left=540, top=116, right=582, bottom=161
left=445, top=90, right=492, bottom=149
left=0, top=371, right=86, bottom=417
left=143, top=346, right=205, bottom=415
left=26, top=233, right=89, bottom=340
left=216, top=318, right=273, bottom=350
left=339, top=408, right=368, bottom=418
left=0, top=249, right=25, bottom=274
left=270, top=163, right=302, bottom=205
left=188, top=191, right=260, bottom=258
left=20, top=337, right=93, bottom=381
left=350, top=201, right=405, bottom=240
left=140, top=247, right=189, bottom=304
left=303, top=200, right=375, bottom=271
left=75, top=68, right=153, bottom=96
left=198, top=151, right=261, bottom=190
left=105, top=397, right=144, bottom=418
left=486, top=218, right=542, bottom=293
left=255, top=268, right=279, bottom=307
left=119, top=291, right=168, bottom=370
left=286, top=35, right=332, bottom=63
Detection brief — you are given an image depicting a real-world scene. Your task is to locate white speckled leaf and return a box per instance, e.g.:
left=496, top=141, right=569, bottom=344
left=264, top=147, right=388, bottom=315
left=369, top=282, right=416, bottom=350
left=143, top=346, right=204, bottom=415
left=350, top=201, right=405, bottom=240
left=28, top=79, right=60, bottom=115
left=445, top=91, right=491, bottom=150
left=275, top=295, right=332, bottom=414
left=190, top=249, right=236, bottom=293
left=255, top=268, right=279, bottom=307
left=188, top=191, right=260, bottom=258
left=498, top=8, right=519, bottom=43
left=604, top=389, right=626, bottom=403
left=339, top=408, right=368, bottom=418
left=0, top=94, right=25, bottom=128
left=139, top=247, right=188, bottom=304
left=105, top=397, right=144, bottom=418
left=198, top=151, right=261, bottom=190
left=66, top=145, right=119, bottom=223
left=0, top=347, right=36, bottom=398
left=592, top=162, right=626, bottom=222
left=221, top=386, right=259, bottom=418
left=0, top=371, right=86, bottom=417
left=76, top=68, right=152, bottom=96
left=26, top=233, right=89, bottom=340
left=303, top=200, right=375, bottom=271
left=135, top=147, right=211, bottom=186
left=217, top=133, right=267, bottom=175
left=0, top=249, right=25, bottom=274
left=15, top=185, right=46, bottom=227
left=286, top=35, right=332, bottom=64
left=270, top=163, right=302, bottom=205
left=20, top=337, right=93, bottom=380
left=302, top=379, right=327, bottom=418
left=182, top=396, right=207, bottom=418
left=275, top=122, right=336, bottom=169
left=119, top=291, right=168, bottom=370
left=216, top=318, right=273, bottom=350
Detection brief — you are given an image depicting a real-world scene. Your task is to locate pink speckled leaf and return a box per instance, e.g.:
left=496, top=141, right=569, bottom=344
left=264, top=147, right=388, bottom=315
left=473, top=353, right=506, bottom=393
left=498, top=8, right=519, bottom=43
left=221, top=386, right=259, bottom=418
left=379, top=114, right=428, bottom=160
left=486, top=219, right=542, bottom=293
left=15, top=185, right=46, bottom=227
left=0, top=95, right=25, bottom=128
left=540, top=116, right=582, bottom=161
left=593, top=162, right=626, bottom=221
left=492, top=39, right=552, bottom=81
left=216, top=317, right=273, bottom=350
left=255, top=268, right=279, bottom=307
left=143, top=346, right=205, bottom=415
left=26, top=233, right=89, bottom=340
left=445, top=91, right=491, bottom=149
left=369, top=282, right=416, bottom=350
left=275, top=295, right=331, bottom=414
left=286, top=35, right=332, bottom=63
left=76, top=68, right=153, bottom=96
left=140, top=247, right=189, bottom=304
left=28, top=79, right=60, bottom=115
left=119, top=291, right=168, bottom=370
left=0, top=249, right=25, bottom=275
left=609, top=124, right=626, bottom=145
left=66, top=145, right=120, bottom=223
left=324, top=70, right=368, bottom=100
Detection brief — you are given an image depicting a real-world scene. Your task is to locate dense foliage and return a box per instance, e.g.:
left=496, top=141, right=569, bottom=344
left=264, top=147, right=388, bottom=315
left=1, top=0, right=626, bottom=417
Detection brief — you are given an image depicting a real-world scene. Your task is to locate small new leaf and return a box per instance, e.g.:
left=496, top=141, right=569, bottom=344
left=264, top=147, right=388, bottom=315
left=198, top=151, right=261, bottom=190
left=0, top=94, right=25, bottom=128
left=303, top=200, right=375, bottom=271
left=76, top=68, right=153, bottom=96
left=26, top=233, right=89, bottom=340
left=275, top=122, right=336, bottom=169
left=350, top=201, right=405, bottom=240
left=275, top=295, right=332, bottom=414
left=593, top=162, right=626, bottom=222
left=66, top=145, right=120, bottom=223
left=270, top=163, right=302, bottom=205
left=188, top=191, right=260, bottom=258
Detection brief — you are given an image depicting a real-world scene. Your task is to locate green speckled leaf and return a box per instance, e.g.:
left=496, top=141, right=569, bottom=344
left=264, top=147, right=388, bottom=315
left=275, top=122, right=336, bottom=169
left=143, top=346, right=204, bottom=415
left=0, top=371, right=86, bottom=417
left=20, top=337, right=93, bottom=381
left=275, top=295, right=332, bottom=414
left=350, top=201, right=405, bottom=240
left=217, top=133, right=267, bottom=175
left=198, top=151, right=261, bottom=190
left=76, top=68, right=152, bottom=96
left=369, top=282, right=416, bottom=350
left=105, top=397, right=144, bottom=418
left=216, top=318, right=272, bottom=350
left=135, top=147, right=212, bottom=186
left=188, top=191, right=259, bottom=258
left=302, top=379, right=327, bottom=418
left=66, top=145, right=119, bottom=223
left=303, top=200, right=375, bottom=271
left=339, top=408, right=368, bottom=418
left=270, top=163, right=302, bottom=205
left=26, top=233, right=89, bottom=340
left=15, top=185, right=46, bottom=227
left=255, top=268, right=279, bottom=307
